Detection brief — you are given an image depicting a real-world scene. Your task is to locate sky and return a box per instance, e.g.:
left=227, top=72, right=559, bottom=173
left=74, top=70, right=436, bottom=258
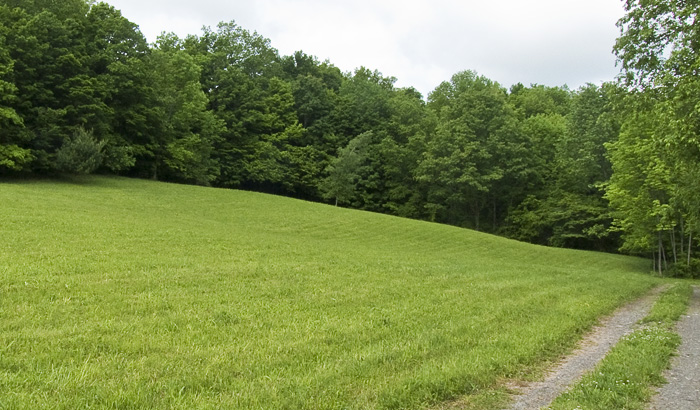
left=105, top=0, right=626, bottom=98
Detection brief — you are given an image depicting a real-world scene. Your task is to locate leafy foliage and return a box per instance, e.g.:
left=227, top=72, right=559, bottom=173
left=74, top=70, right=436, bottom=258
left=4, top=0, right=699, bottom=263
left=55, top=127, right=105, bottom=174
left=607, top=0, right=700, bottom=274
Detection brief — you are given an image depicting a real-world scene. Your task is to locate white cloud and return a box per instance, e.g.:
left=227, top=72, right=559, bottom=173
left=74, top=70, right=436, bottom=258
left=106, top=0, right=625, bottom=97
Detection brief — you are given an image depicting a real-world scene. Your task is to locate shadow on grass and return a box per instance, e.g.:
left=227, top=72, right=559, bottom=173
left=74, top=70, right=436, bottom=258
left=1, top=173, right=146, bottom=187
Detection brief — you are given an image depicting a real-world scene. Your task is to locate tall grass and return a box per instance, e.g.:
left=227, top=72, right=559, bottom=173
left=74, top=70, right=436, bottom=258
left=0, top=176, right=659, bottom=409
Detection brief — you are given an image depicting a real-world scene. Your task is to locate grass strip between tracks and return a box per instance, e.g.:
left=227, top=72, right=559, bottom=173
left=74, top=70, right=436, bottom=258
left=546, top=283, right=693, bottom=410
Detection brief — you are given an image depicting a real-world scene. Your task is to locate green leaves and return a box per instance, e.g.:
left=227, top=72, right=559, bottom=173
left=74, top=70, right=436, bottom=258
left=55, top=127, right=106, bottom=174
left=607, top=0, right=700, bottom=272
left=147, top=41, right=222, bottom=185
left=0, top=27, right=25, bottom=158
left=6, top=0, right=697, bottom=261
left=615, top=0, right=700, bottom=88
left=320, top=132, right=373, bottom=206
left=0, top=0, right=153, bottom=175
left=0, top=144, right=33, bottom=172
left=417, top=71, right=516, bottom=229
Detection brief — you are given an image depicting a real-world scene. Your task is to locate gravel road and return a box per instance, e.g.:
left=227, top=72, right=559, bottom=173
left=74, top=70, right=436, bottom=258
left=649, top=286, right=700, bottom=410
left=505, top=286, right=664, bottom=410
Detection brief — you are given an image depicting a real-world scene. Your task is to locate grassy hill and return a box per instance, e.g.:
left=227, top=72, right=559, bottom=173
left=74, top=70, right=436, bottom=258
left=0, top=176, right=659, bottom=409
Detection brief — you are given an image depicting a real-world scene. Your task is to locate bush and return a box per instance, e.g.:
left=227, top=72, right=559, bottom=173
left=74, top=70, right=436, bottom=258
left=0, top=144, right=33, bottom=173
left=55, top=128, right=106, bottom=174
left=666, top=258, right=700, bottom=279
left=102, top=143, right=135, bottom=172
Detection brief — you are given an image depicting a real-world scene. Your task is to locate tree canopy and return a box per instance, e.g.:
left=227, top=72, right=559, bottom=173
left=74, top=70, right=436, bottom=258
left=1, top=0, right=698, bottom=275
left=606, top=0, right=700, bottom=275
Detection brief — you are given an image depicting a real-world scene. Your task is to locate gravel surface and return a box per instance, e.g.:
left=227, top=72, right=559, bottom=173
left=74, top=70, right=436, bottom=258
left=505, top=286, right=664, bottom=410
left=649, top=286, right=700, bottom=410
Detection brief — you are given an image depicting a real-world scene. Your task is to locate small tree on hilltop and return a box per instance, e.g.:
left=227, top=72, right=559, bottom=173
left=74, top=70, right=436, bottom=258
left=319, top=131, right=373, bottom=206
left=55, top=128, right=106, bottom=174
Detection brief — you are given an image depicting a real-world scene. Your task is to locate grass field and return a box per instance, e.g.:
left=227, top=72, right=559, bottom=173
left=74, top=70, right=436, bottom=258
left=0, top=176, right=660, bottom=409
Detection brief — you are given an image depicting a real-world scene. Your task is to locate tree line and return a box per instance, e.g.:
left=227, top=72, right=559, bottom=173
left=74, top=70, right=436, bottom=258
left=1, top=0, right=697, bottom=275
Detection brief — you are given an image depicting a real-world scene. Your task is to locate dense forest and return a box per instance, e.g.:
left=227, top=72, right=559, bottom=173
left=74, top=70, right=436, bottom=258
left=1, top=0, right=698, bottom=275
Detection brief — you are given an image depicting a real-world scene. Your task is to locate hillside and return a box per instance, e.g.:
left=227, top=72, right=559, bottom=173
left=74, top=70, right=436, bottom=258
left=0, top=176, right=659, bottom=409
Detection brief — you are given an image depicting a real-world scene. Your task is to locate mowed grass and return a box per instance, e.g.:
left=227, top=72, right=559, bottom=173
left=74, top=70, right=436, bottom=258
left=0, top=176, right=659, bottom=409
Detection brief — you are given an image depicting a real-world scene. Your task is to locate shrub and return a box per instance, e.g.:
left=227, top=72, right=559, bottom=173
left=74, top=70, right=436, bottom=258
left=102, top=143, right=135, bottom=172
left=55, top=128, right=106, bottom=174
left=0, top=144, right=33, bottom=172
left=666, top=258, right=700, bottom=279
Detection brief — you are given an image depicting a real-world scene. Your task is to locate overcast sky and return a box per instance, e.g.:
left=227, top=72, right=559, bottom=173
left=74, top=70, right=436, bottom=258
left=105, top=0, right=625, bottom=97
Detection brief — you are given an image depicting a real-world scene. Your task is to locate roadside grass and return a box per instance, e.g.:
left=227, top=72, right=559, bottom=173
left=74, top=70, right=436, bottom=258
left=642, top=283, right=693, bottom=325
left=0, top=176, right=660, bottom=409
left=546, top=283, right=693, bottom=410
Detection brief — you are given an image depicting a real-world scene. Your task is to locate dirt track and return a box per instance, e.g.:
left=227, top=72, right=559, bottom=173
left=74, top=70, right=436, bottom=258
left=505, top=286, right=664, bottom=410
left=648, top=286, right=700, bottom=410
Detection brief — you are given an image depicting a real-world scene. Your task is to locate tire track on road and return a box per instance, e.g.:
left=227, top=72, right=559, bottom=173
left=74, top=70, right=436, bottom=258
left=649, top=286, right=700, bottom=410
left=506, top=286, right=665, bottom=410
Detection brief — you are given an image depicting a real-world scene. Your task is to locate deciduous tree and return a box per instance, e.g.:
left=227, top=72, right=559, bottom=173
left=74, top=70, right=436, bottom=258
left=608, top=0, right=700, bottom=273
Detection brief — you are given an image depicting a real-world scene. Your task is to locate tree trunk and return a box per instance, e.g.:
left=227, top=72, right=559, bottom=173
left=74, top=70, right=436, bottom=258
left=689, top=232, right=693, bottom=267
left=671, top=228, right=678, bottom=264
left=470, top=200, right=481, bottom=231
left=492, top=198, right=497, bottom=232
left=680, top=216, right=685, bottom=256
left=152, top=155, right=159, bottom=180
left=658, top=231, right=664, bottom=276
left=662, top=240, right=668, bottom=271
